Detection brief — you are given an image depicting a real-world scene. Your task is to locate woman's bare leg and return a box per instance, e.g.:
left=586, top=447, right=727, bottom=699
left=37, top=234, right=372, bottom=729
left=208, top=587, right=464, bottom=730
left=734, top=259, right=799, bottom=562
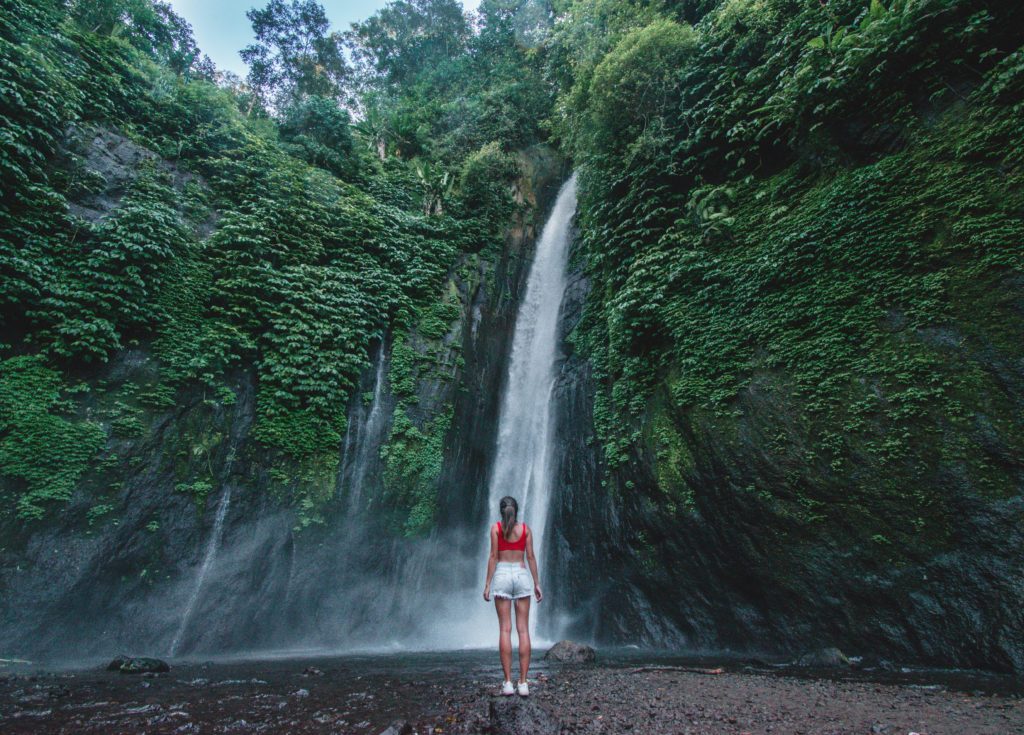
left=514, top=596, right=531, bottom=683
left=495, top=598, right=513, bottom=682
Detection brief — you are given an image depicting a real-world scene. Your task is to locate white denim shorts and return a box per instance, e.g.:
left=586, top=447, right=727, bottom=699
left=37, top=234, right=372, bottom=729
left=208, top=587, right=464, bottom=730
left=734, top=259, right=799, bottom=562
left=491, top=562, right=533, bottom=599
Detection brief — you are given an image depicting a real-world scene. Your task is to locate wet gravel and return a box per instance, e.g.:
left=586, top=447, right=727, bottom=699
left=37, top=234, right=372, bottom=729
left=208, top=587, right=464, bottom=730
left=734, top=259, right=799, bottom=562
left=533, top=667, right=1024, bottom=735
left=1, top=652, right=1021, bottom=734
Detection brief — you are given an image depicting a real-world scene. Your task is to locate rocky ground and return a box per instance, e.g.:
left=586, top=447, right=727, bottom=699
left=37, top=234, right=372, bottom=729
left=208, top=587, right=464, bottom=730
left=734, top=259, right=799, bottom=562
left=0, top=653, right=1021, bottom=734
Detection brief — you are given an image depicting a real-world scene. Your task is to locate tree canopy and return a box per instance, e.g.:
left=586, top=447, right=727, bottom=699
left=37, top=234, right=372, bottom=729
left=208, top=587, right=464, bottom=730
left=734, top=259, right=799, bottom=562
left=240, top=0, right=350, bottom=108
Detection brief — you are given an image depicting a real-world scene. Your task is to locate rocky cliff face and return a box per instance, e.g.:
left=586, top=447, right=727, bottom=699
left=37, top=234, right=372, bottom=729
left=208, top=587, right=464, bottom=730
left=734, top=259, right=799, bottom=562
left=547, top=238, right=1024, bottom=675
left=607, top=356, right=1024, bottom=674
left=3, top=120, right=1020, bottom=677
left=0, top=126, right=569, bottom=661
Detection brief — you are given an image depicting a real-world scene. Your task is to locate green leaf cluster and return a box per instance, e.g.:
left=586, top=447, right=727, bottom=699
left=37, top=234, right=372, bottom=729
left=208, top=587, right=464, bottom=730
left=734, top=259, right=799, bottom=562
left=380, top=406, right=453, bottom=537
left=2, top=0, right=552, bottom=526
left=0, top=356, right=106, bottom=519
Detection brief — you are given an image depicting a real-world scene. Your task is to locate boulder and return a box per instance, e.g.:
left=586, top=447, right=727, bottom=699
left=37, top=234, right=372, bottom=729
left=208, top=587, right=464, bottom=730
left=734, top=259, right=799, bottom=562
left=795, top=647, right=850, bottom=667
left=488, top=696, right=559, bottom=735
left=544, top=640, right=596, bottom=663
left=106, top=656, right=170, bottom=674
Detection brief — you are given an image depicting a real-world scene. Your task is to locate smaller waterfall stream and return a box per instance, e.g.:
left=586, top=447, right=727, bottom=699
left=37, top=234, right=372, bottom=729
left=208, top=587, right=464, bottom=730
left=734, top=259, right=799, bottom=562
left=346, top=342, right=388, bottom=507
left=169, top=480, right=234, bottom=656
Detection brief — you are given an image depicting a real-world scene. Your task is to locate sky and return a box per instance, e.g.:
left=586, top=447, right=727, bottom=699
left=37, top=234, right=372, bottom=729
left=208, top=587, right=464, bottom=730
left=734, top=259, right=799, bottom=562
left=168, top=0, right=481, bottom=78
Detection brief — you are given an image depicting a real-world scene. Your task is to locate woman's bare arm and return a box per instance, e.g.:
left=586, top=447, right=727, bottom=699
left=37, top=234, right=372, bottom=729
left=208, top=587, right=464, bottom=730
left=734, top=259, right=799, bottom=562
left=483, top=524, right=498, bottom=601
left=525, top=526, right=542, bottom=602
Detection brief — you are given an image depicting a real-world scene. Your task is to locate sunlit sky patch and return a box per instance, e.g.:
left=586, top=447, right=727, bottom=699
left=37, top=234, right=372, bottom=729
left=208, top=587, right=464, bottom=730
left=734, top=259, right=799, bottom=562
left=167, top=0, right=483, bottom=78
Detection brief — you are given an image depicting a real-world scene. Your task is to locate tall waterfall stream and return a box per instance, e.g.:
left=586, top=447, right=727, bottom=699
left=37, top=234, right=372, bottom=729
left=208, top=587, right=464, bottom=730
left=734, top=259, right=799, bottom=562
left=332, top=174, right=579, bottom=652
left=422, top=174, right=579, bottom=649
left=483, top=174, right=578, bottom=628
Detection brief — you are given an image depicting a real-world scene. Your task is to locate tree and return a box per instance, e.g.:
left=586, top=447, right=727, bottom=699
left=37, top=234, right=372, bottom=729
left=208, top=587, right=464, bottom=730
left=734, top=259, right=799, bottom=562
left=279, top=96, right=358, bottom=179
left=581, top=18, right=697, bottom=153
left=240, top=0, right=349, bottom=112
left=348, top=0, right=469, bottom=87
left=69, top=0, right=202, bottom=75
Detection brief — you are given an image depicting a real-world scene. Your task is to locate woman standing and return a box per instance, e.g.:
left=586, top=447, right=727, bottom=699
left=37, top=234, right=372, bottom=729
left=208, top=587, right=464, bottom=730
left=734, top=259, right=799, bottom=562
left=483, top=496, right=543, bottom=695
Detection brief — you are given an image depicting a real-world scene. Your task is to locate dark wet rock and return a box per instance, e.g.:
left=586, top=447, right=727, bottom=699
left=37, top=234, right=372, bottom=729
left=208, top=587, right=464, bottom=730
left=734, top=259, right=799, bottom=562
left=106, top=656, right=170, bottom=674
left=378, top=721, right=413, bottom=735
left=60, top=123, right=204, bottom=226
left=795, top=647, right=850, bottom=667
left=544, top=640, right=596, bottom=663
left=488, top=695, right=559, bottom=735
left=541, top=219, right=1024, bottom=675
left=853, top=655, right=898, bottom=672
left=302, top=666, right=324, bottom=676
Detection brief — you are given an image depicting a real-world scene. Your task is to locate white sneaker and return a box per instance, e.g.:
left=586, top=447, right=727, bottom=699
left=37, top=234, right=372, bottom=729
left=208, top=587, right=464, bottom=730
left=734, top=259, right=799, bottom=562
left=501, top=680, right=515, bottom=696
left=516, top=680, right=529, bottom=696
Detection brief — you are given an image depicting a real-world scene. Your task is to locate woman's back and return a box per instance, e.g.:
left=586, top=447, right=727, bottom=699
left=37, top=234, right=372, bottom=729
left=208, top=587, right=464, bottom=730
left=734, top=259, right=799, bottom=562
left=495, top=521, right=528, bottom=562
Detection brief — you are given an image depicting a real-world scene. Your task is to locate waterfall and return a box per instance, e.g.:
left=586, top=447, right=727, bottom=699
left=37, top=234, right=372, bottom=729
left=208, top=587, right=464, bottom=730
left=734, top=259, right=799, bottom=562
left=168, top=178, right=577, bottom=655
left=169, top=481, right=234, bottom=656
left=363, top=174, right=578, bottom=651
left=347, top=342, right=388, bottom=507
left=483, top=173, right=578, bottom=627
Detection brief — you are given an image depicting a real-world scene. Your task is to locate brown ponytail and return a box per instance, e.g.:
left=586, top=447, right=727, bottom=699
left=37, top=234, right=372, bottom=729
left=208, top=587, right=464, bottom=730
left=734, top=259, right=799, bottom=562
left=499, top=496, right=518, bottom=540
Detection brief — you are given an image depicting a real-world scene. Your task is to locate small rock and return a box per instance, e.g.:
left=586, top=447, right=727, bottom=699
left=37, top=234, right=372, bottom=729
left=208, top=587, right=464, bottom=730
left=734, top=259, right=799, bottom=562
left=489, top=696, right=559, bottom=735
left=106, top=656, right=128, bottom=672
left=292, top=688, right=310, bottom=698
left=794, top=647, right=849, bottom=667
left=106, top=656, right=170, bottom=674
left=302, top=666, right=324, bottom=676
left=544, top=640, right=596, bottom=664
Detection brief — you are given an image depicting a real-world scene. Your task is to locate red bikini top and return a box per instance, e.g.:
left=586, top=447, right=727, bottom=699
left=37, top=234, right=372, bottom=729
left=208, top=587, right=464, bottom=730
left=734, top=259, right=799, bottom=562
left=495, top=522, right=528, bottom=551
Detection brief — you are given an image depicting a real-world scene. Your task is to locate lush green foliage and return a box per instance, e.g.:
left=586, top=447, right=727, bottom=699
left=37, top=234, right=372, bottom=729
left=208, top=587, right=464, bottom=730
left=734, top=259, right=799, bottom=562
left=241, top=0, right=349, bottom=109
left=11, top=0, right=1016, bottom=563
left=42, top=168, right=193, bottom=360
left=0, top=0, right=558, bottom=526
left=350, top=0, right=468, bottom=86
left=279, top=95, right=358, bottom=178
left=381, top=406, right=453, bottom=537
left=0, top=356, right=106, bottom=519
left=69, top=0, right=209, bottom=76
left=557, top=0, right=1024, bottom=558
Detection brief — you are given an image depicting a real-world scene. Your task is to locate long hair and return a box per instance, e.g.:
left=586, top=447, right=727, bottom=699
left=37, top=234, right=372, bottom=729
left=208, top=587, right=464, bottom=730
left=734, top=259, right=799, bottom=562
left=499, top=496, right=518, bottom=540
